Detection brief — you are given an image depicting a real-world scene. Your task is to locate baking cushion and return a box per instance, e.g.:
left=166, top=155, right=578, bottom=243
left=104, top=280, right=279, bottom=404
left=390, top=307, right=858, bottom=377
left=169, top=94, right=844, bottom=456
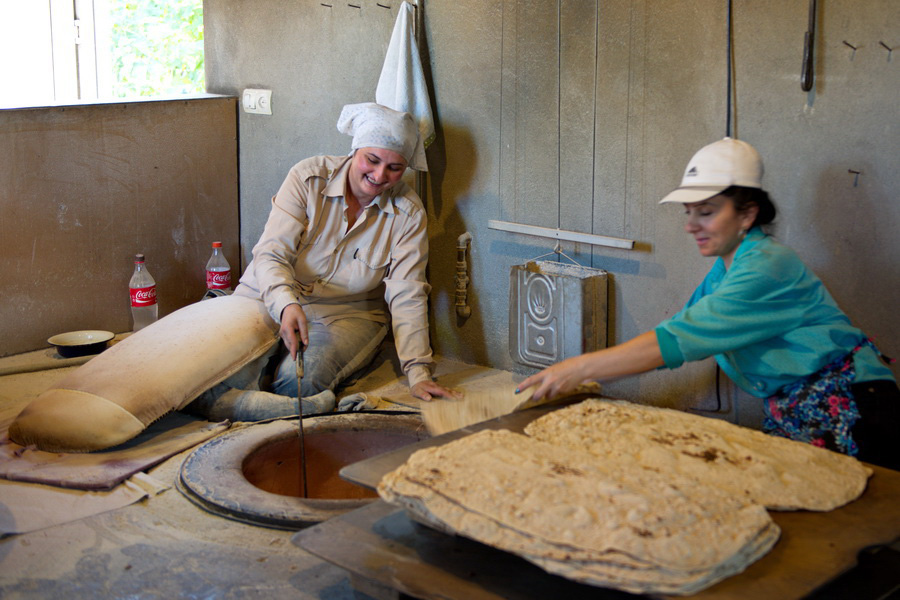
left=9, top=295, right=279, bottom=453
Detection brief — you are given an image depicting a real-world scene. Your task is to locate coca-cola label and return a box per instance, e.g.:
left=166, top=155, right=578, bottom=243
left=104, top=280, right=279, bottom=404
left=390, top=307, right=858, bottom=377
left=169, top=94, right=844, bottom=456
left=130, top=285, right=157, bottom=307
left=206, top=270, right=232, bottom=290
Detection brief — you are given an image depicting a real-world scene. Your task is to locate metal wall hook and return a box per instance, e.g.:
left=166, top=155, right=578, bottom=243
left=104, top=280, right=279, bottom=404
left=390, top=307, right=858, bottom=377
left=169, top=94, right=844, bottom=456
left=879, top=41, right=894, bottom=59
left=528, top=243, right=582, bottom=267
left=800, top=0, right=817, bottom=91
left=842, top=40, right=858, bottom=51
left=849, top=169, right=861, bottom=187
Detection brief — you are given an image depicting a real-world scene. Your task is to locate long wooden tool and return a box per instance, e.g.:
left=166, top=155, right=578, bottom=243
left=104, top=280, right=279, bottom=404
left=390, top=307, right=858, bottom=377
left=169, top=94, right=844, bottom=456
left=296, top=347, right=308, bottom=498
left=421, top=382, right=602, bottom=436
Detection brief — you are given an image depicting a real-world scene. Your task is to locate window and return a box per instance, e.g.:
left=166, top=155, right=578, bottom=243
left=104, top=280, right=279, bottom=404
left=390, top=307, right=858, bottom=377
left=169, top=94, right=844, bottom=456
left=0, top=0, right=204, bottom=108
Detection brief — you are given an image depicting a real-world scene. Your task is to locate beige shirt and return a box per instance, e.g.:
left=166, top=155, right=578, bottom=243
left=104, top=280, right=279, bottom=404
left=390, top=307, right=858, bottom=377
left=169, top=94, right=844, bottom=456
left=235, top=155, right=433, bottom=388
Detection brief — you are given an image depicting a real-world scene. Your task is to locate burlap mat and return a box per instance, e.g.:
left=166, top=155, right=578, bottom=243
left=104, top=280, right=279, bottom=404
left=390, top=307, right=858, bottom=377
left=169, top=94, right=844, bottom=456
left=0, top=410, right=229, bottom=491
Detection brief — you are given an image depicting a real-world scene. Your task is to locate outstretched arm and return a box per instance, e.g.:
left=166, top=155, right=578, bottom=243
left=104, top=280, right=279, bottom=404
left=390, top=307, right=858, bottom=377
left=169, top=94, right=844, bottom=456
left=516, top=331, right=665, bottom=401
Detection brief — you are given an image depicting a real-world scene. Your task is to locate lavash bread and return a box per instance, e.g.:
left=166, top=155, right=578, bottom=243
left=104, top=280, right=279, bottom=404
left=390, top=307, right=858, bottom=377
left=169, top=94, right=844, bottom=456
left=9, top=294, right=279, bottom=453
left=379, top=429, right=780, bottom=595
left=421, top=382, right=603, bottom=436
left=524, top=399, right=872, bottom=511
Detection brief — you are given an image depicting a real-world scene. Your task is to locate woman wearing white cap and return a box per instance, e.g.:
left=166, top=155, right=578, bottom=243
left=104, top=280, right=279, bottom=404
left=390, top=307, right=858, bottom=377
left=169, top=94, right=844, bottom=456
left=190, top=103, right=456, bottom=420
left=518, top=138, right=898, bottom=469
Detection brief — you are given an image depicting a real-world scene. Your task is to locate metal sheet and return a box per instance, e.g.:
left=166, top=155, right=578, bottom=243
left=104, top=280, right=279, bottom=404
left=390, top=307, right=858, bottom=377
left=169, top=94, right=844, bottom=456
left=292, top=500, right=633, bottom=600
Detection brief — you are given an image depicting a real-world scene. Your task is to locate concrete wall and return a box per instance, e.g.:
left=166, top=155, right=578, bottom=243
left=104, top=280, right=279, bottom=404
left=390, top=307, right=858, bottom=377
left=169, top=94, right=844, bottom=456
left=0, top=98, right=239, bottom=356
left=205, top=0, right=899, bottom=425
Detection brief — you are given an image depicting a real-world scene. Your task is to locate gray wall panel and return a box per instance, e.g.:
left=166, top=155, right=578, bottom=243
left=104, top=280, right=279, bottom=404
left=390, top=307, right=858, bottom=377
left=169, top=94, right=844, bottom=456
left=205, top=0, right=899, bottom=425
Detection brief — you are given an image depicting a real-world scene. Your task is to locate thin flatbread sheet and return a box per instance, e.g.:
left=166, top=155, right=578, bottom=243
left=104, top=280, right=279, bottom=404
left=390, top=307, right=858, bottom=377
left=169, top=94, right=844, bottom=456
left=421, top=382, right=601, bottom=435
left=524, top=399, right=872, bottom=511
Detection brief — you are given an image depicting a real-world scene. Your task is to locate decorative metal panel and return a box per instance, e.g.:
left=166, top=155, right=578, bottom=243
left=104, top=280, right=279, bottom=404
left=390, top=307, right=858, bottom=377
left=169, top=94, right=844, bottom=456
left=509, top=261, right=608, bottom=370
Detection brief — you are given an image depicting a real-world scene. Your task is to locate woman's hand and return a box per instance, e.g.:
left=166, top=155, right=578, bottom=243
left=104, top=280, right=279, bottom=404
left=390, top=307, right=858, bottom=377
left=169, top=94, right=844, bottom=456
left=516, top=353, right=596, bottom=403
left=516, top=331, right=665, bottom=402
left=279, top=303, right=309, bottom=359
left=411, top=380, right=461, bottom=402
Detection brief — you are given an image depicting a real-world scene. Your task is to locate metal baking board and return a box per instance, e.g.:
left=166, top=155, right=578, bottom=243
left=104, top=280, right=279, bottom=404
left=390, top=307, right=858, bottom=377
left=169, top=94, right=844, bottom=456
left=298, top=464, right=900, bottom=600
left=293, top=499, right=637, bottom=600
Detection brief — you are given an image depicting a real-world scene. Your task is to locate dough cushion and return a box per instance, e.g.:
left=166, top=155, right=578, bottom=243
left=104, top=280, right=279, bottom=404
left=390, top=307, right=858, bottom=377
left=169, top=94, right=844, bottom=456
left=9, top=295, right=279, bottom=453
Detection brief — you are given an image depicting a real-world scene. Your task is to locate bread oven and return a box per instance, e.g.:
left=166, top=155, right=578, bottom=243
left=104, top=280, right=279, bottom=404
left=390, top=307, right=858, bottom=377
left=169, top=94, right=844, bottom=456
left=177, top=412, right=427, bottom=529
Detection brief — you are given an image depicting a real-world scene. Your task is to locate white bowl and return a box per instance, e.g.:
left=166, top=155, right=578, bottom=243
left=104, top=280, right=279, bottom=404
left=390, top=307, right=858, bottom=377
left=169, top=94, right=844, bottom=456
left=48, top=330, right=115, bottom=358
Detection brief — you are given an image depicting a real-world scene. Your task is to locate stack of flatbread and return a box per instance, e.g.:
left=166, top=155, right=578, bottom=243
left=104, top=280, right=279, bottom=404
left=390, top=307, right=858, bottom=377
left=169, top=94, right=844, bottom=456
left=379, top=429, right=780, bottom=595
left=378, top=399, right=873, bottom=595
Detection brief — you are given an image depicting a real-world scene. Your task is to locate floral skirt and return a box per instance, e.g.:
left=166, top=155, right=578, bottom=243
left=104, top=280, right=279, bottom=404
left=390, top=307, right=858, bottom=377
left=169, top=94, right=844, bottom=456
left=762, top=344, right=872, bottom=456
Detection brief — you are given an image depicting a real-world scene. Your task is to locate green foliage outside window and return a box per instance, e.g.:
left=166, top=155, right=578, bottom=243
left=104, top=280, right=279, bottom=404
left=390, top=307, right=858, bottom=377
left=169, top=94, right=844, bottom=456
left=109, top=0, right=204, bottom=98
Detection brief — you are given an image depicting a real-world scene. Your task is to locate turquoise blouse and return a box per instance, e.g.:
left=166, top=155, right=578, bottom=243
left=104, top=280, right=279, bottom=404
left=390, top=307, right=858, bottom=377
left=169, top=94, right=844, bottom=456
left=655, top=227, right=894, bottom=398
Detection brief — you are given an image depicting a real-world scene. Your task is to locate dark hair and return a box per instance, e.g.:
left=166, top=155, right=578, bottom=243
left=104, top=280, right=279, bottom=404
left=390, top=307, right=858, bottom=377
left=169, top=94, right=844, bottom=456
left=721, top=186, right=777, bottom=227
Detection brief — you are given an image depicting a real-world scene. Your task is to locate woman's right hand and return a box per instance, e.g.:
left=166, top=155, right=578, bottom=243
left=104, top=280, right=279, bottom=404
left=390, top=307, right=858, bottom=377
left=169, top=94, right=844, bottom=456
left=280, top=303, right=309, bottom=359
left=515, top=354, right=595, bottom=402
left=515, top=331, right=666, bottom=402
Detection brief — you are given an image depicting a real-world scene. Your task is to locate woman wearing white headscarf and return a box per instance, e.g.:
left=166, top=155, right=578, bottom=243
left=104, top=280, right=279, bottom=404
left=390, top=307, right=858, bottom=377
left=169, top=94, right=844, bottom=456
left=189, top=103, right=456, bottom=420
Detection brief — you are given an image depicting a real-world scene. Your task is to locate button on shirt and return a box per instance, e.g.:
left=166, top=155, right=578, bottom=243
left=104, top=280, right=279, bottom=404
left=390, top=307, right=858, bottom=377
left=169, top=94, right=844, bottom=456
left=235, top=155, right=433, bottom=388
left=655, top=227, right=894, bottom=398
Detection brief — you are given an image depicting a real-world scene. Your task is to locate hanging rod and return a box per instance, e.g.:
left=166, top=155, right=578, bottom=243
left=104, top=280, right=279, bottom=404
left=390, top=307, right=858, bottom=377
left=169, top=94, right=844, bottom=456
left=488, top=220, right=635, bottom=250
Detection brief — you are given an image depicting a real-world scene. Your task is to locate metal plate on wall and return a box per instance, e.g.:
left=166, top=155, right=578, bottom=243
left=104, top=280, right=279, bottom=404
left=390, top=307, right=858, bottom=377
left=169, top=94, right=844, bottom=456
left=509, top=261, right=608, bottom=370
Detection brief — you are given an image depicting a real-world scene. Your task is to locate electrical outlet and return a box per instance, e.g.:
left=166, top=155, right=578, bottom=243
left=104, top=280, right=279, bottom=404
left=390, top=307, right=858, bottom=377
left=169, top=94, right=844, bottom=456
left=242, top=89, right=272, bottom=115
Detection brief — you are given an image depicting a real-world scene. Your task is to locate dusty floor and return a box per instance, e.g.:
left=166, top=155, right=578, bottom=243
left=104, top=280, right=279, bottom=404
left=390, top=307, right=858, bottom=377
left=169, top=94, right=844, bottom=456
left=0, top=343, right=521, bottom=599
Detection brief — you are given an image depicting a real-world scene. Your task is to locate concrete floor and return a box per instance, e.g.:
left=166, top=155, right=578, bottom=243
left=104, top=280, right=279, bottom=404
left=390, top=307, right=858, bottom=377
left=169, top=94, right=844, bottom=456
left=0, top=344, right=520, bottom=599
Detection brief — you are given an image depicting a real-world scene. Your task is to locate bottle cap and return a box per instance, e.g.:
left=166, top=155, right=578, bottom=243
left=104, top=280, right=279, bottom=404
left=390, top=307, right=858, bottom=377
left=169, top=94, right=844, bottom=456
left=134, top=254, right=145, bottom=263
left=212, top=241, right=222, bottom=248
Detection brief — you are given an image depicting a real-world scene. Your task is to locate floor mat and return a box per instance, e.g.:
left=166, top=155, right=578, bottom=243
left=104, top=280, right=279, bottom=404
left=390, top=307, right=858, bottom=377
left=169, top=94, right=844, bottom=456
left=0, top=412, right=229, bottom=490
left=0, top=471, right=169, bottom=535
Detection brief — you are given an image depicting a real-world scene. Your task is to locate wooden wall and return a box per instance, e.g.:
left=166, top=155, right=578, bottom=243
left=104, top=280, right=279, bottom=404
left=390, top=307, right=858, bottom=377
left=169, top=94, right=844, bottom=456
left=0, top=97, right=239, bottom=357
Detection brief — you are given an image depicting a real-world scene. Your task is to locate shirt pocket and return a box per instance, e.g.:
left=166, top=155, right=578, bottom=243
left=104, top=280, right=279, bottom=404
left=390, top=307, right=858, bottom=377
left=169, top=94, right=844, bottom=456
left=337, top=245, right=392, bottom=295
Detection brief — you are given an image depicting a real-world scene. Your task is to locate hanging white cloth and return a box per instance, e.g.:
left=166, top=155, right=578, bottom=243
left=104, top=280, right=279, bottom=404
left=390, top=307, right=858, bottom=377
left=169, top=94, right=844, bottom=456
left=376, top=1, right=435, bottom=170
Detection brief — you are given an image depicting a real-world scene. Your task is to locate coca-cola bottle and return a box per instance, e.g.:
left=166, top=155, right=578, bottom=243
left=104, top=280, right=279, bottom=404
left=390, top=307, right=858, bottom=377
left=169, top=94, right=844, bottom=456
left=205, top=241, right=232, bottom=292
left=129, top=254, right=158, bottom=331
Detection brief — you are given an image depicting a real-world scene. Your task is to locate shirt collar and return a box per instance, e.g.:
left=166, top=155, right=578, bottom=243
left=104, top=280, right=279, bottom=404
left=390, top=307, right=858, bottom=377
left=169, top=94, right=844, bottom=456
left=733, top=226, right=766, bottom=262
left=321, top=155, right=400, bottom=215
left=712, top=226, right=766, bottom=273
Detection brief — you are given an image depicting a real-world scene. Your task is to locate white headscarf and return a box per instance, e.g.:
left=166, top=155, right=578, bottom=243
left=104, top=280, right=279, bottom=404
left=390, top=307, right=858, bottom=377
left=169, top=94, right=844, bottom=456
left=336, top=102, right=427, bottom=171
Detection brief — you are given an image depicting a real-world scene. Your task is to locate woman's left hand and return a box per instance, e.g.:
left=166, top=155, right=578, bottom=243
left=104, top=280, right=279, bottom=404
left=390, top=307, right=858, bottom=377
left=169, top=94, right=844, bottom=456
left=411, top=380, right=461, bottom=402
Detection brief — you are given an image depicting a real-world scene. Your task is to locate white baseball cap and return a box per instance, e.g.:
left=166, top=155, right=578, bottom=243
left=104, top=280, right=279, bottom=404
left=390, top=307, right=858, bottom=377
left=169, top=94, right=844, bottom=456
left=659, top=137, right=764, bottom=204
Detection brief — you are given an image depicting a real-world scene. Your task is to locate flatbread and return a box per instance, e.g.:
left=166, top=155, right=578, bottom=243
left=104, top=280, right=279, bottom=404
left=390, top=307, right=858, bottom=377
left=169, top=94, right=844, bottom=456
left=524, top=399, right=872, bottom=511
left=421, top=382, right=602, bottom=436
left=379, top=429, right=779, bottom=595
